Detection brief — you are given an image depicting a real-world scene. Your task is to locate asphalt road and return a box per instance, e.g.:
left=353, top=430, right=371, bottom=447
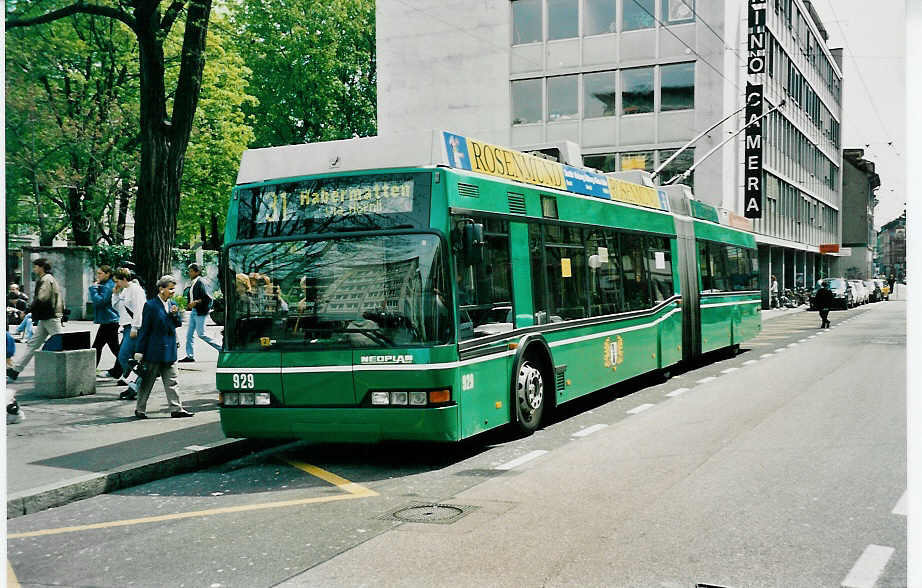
left=7, top=302, right=906, bottom=588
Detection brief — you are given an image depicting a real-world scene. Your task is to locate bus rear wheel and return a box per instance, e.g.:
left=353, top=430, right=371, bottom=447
left=514, top=360, right=545, bottom=434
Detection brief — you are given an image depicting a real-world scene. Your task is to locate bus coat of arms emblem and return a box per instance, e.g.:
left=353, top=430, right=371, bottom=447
left=603, top=336, right=624, bottom=371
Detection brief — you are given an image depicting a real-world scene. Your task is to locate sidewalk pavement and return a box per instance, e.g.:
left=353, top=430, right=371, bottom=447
left=5, top=317, right=267, bottom=519
left=761, top=304, right=808, bottom=321
left=5, top=305, right=808, bottom=518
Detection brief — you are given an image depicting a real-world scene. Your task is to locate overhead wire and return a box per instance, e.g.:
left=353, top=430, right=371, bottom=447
left=821, top=0, right=901, bottom=158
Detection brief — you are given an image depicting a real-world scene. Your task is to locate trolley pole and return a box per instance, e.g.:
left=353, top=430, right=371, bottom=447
left=649, top=104, right=747, bottom=182
left=665, top=100, right=786, bottom=186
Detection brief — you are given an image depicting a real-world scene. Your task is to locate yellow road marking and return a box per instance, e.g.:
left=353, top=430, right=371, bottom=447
left=280, top=457, right=379, bottom=497
left=9, top=461, right=376, bottom=540
left=8, top=560, right=21, bottom=587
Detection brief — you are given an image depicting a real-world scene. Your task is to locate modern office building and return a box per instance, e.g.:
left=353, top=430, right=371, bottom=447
left=377, top=0, right=845, bottom=305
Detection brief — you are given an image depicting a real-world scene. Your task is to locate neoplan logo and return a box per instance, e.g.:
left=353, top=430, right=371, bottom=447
left=360, top=355, right=414, bottom=364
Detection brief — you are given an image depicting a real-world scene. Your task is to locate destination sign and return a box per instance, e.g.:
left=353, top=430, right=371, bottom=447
left=255, top=177, right=414, bottom=223
left=237, top=172, right=430, bottom=239
left=442, top=131, right=669, bottom=212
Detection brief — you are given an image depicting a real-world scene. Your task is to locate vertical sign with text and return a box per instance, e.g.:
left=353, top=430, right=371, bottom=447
left=744, top=0, right=766, bottom=218
left=744, top=83, right=763, bottom=218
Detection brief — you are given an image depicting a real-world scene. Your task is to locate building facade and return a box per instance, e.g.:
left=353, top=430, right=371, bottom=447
left=877, top=212, right=906, bottom=281
left=377, top=0, right=844, bottom=305
left=838, top=149, right=879, bottom=279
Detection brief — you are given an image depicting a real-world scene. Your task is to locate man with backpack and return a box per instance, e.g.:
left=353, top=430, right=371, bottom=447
left=178, top=263, right=221, bottom=363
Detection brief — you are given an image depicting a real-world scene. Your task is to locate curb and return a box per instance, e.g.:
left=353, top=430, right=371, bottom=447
left=6, top=438, right=263, bottom=519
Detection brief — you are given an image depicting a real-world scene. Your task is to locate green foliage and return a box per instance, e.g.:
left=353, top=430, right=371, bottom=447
left=91, top=244, right=133, bottom=269
left=229, top=0, right=377, bottom=148
left=5, top=11, right=140, bottom=245
left=176, top=15, right=256, bottom=248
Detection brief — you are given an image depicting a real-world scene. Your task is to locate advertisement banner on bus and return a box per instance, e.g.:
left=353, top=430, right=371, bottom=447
left=562, top=165, right=610, bottom=199
left=442, top=131, right=669, bottom=212
left=442, top=132, right=565, bottom=191
left=607, top=177, right=664, bottom=210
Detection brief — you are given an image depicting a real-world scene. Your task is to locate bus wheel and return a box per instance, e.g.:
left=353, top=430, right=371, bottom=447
left=515, top=360, right=545, bottom=434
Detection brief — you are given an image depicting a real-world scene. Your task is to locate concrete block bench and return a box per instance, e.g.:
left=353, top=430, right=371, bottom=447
left=34, top=349, right=96, bottom=398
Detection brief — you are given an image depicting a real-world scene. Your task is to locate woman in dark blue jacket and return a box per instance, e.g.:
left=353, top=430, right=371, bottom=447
left=89, top=265, right=121, bottom=376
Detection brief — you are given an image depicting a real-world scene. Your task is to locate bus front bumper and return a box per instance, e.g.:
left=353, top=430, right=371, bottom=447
left=219, top=405, right=461, bottom=443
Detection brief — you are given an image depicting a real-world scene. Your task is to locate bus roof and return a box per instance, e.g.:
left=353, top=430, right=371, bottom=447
left=237, top=131, right=444, bottom=185
left=237, top=130, right=754, bottom=234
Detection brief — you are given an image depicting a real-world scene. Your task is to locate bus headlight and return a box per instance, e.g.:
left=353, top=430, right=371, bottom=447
left=408, top=391, right=427, bottom=406
left=371, top=391, right=390, bottom=405
left=390, top=391, right=408, bottom=405
left=224, top=392, right=240, bottom=406
left=240, top=392, right=256, bottom=406
left=255, top=392, right=271, bottom=406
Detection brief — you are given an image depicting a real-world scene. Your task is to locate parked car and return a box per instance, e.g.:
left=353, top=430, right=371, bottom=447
left=809, top=278, right=852, bottom=310
left=864, top=279, right=882, bottom=302
left=876, top=278, right=890, bottom=301
left=847, top=280, right=867, bottom=305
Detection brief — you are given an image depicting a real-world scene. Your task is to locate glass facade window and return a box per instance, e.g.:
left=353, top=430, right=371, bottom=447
left=548, top=0, right=579, bottom=40
left=620, top=151, right=653, bottom=171
left=512, top=78, right=543, bottom=124
left=621, top=67, right=654, bottom=114
left=662, top=0, right=694, bottom=24
left=584, top=0, right=617, bottom=36
left=583, top=71, right=617, bottom=118
left=547, top=75, right=578, bottom=121
left=623, top=0, right=655, bottom=31
left=660, top=62, right=694, bottom=111
left=583, top=153, right=617, bottom=172
left=657, top=148, right=694, bottom=189
left=512, top=0, right=542, bottom=44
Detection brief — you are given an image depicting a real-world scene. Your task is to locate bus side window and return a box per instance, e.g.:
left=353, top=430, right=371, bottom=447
left=646, top=236, right=673, bottom=302
left=709, top=243, right=731, bottom=291
left=588, top=229, right=622, bottom=316
left=620, top=232, right=652, bottom=311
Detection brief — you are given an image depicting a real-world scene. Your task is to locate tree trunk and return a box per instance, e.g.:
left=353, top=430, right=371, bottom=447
left=131, top=0, right=211, bottom=295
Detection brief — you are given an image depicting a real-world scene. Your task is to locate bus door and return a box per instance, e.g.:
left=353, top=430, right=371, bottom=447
left=673, top=218, right=701, bottom=361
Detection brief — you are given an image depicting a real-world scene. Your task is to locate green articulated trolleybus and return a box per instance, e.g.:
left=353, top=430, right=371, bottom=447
left=216, top=130, right=761, bottom=442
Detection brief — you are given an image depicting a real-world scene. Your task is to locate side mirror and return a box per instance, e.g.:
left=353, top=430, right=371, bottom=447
left=463, top=222, right=485, bottom=266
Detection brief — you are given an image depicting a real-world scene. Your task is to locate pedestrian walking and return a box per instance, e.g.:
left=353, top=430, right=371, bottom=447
left=111, top=267, right=146, bottom=398
left=769, top=275, right=779, bottom=309
left=815, top=281, right=834, bottom=329
left=178, top=263, right=221, bottom=363
left=132, top=275, right=193, bottom=419
left=89, top=265, right=122, bottom=377
left=7, top=258, right=64, bottom=381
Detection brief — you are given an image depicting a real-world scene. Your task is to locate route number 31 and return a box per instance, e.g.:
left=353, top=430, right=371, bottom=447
left=232, top=373, right=255, bottom=389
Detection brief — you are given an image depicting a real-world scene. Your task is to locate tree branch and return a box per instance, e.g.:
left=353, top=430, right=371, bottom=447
left=6, top=2, right=137, bottom=34
left=160, top=1, right=186, bottom=36
left=170, top=0, right=211, bottom=140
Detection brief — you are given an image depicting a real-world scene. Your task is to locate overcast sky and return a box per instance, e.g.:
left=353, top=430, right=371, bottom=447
left=809, top=0, right=907, bottom=229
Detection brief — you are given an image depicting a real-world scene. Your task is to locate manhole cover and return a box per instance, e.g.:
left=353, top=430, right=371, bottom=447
left=381, top=503, right=476, bottom=525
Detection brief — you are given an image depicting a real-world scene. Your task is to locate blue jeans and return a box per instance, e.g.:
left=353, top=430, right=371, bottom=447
left=185, top=311, right=221, bottom=358
left=118, top=326, right=139, bottom=376
left=15, top=314, right=33, bottom=340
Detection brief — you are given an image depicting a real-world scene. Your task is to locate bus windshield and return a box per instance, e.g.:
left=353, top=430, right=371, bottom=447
left=226, top=234, right=452, bottom=350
